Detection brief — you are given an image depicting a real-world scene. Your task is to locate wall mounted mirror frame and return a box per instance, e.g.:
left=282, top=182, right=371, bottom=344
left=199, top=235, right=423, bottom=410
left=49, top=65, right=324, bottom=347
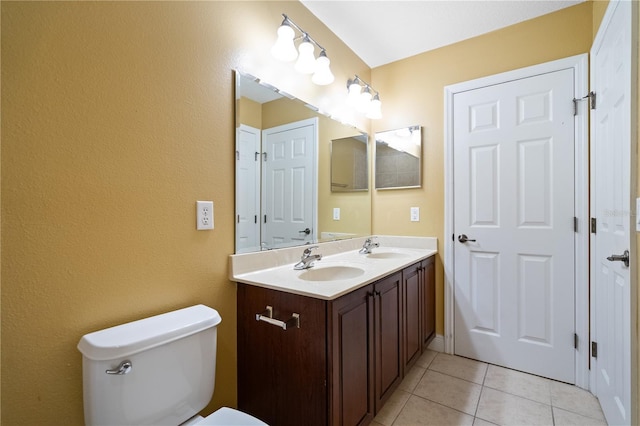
left=234, top=70, right=372, bottom=253
left=375, top=125, right=422, bottom=190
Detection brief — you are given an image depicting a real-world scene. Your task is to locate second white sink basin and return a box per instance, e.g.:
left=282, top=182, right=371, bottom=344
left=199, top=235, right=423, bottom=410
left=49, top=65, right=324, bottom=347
left=366, top=251, right=409, bottom=259
left=298, top=265, right=365, bottom=282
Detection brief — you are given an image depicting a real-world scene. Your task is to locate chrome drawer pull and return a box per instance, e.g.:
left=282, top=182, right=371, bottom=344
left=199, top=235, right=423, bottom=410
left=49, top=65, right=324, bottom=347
left=255, top=305, right=300, bottom=330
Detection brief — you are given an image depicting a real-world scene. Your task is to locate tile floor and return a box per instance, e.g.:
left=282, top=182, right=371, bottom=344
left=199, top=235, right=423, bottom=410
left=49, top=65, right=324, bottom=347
left=372, top=351, right=607, bottom=426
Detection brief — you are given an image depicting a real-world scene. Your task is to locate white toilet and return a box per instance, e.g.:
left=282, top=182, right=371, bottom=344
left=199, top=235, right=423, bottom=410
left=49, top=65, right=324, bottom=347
left=77, top=304, right=267, bottom=425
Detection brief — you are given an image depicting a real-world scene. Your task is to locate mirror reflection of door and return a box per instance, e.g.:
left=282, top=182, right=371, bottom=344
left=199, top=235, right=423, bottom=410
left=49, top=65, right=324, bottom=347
left=235, top=124, right=261, bottom=253
left=262, top=118, right=317, bottom=250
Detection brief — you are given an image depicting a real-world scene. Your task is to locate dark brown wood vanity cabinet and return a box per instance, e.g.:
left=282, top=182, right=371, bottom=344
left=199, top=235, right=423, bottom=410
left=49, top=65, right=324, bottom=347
left=237, top=257, right=435, bottom=426
left=401, top=256, right=436, bottom=372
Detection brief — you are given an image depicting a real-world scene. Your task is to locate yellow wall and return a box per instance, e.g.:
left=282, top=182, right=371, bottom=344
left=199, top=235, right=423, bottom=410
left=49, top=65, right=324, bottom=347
left=371, top=2, right=593, bottom=336
left=1, top=1, right=368, bottom=424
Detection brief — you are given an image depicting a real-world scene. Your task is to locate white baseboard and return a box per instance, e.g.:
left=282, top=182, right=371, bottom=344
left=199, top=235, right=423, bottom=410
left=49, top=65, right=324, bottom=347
left=427, top=334, right=445, bottom=352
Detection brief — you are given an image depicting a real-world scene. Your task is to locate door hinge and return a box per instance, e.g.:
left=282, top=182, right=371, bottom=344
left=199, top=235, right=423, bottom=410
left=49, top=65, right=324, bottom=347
left=254, top=151, right=260, bottom=161
left=591, top=217, right=597, bottom=234
left=591, top=341, right=598, bottom=358
left=254, top=215, right=257, bottom=224
left=236, top=150, right=240, bottom=161
left=262, top=152, right=268, bottom=162
left=574, top=333, right=578, bottom=349
left=574, top=217, right=578, bottom=233
left=452, top=233, right=455, bottom=242
left=573, top=91, right=596, bottom=115
left=237, top=214, right=240, bottom=223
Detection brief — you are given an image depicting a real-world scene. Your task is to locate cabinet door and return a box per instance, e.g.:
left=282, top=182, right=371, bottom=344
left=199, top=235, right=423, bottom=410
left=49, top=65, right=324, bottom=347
left=237, top=284, right=327, bottom=426
left=421, top=256, right=436, bottom=348
left=374, top=272, right=403, bottom=411
left=402, top=263, right=422, bottom=372
left=329, top=285, right=374, bottom=426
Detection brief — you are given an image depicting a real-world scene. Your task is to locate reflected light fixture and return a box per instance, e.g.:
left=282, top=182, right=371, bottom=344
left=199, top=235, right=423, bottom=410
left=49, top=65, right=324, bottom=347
left=346, top=76, right=382, bottom=119
left=271, top=14, right=335, bottom=86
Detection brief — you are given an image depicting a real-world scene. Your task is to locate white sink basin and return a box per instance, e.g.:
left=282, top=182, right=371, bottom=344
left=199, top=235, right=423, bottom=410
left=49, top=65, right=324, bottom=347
left=298, top=265, right=365, bottom=282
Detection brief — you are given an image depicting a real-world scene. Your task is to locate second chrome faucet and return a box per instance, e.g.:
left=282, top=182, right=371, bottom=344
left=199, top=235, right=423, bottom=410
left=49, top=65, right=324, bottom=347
left=294, top=246, right=322, bottom=270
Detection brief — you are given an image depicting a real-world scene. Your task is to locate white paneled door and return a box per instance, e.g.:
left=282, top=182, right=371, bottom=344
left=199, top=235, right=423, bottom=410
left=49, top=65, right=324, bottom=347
left=262, top=118, right=317, bottom=250
left=453, top=68, right=576, bottom=383
left=591, top=1, right=634, bottom=424
left=236, top=124, right=261, bottom=254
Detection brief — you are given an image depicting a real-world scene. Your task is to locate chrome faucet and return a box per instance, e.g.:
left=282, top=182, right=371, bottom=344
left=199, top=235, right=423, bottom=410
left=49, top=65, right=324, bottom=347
left=359, top=237, right=380, bottom=254
left=294, top=246, right=322, bottom=270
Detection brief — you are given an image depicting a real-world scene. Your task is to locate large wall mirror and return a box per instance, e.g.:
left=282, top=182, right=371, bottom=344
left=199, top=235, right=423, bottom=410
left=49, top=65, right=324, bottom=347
left=235, top=71, right=372, bottom=253
left=375, top=125, right=422, bottom=190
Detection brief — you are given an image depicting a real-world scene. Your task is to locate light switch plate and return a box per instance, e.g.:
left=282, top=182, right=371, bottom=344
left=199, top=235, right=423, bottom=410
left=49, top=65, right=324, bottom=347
left=197, top=201, right=214, bottom=230
left=410, top=207, right=420, bottom=222
left=333, top=207, right=341, bottom=220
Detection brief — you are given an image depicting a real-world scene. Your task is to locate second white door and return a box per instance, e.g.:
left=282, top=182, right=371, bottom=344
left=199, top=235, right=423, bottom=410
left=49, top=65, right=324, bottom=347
left=453, top=68, right=576, bottom=383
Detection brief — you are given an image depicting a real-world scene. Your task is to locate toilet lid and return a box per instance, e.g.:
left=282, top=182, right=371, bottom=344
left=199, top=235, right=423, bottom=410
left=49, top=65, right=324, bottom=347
left=197, top=407, right=268, bottom=426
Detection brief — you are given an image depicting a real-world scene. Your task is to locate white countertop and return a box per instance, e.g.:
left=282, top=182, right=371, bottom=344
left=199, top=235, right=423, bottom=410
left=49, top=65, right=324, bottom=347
left=229, top=236, right=437, bottom=300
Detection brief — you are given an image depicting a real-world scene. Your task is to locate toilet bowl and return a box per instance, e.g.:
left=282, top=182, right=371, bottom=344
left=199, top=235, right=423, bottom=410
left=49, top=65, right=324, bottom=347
left=77, top=304, right=266, bottom=426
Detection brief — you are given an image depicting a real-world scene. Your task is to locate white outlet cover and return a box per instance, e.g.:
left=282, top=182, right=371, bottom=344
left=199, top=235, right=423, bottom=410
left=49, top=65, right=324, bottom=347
left=333, top=207, right=340, bottom=220
left=197, top=201, right=214, bottom=230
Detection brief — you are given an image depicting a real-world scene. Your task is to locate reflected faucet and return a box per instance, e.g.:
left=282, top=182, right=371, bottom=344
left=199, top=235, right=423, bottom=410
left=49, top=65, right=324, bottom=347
left=359, top=237, right=379, bottom=254
left=294, top=246, right=322, bottom=270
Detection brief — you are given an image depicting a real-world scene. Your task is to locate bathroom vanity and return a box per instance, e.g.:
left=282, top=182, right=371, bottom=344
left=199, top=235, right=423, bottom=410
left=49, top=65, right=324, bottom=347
left=230, top=236, right=436, bottom=426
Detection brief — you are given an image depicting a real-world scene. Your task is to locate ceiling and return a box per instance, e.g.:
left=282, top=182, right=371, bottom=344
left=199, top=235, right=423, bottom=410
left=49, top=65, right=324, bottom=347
left=300, top=0, right=585, bottom=68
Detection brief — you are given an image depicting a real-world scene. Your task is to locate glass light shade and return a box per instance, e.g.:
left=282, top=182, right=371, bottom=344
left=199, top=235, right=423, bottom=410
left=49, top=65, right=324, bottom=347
left=311, top=52, right=334, bottom=85
left=271, top=24, right=298, bottom=62
left=295, top=39, right=316, bottom=74
left=347, top=81, right=362, bottom=106
left=366, top=96, right=382, bottom=119
left=357, top=87, right=372, bottom=113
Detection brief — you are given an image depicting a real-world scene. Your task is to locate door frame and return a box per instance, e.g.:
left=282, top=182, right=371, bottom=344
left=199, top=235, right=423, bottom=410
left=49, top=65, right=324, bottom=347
left=444, top=54, right=590, bottom=389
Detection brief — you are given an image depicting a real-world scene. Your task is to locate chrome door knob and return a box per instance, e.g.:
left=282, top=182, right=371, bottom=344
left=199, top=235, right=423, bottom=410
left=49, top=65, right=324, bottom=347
left=607, top=249, right=629, bottom=267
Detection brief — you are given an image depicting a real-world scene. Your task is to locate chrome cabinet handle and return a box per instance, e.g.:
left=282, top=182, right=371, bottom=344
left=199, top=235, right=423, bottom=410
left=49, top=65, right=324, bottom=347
left=105, top=360, right=132, bottom=375
left=458, top=234, right=476, bottom=243
left=607, top=250, right=629, bottom=267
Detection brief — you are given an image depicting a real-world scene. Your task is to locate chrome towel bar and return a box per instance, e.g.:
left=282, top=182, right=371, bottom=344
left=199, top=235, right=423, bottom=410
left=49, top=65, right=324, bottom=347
left=255, top=305, right=300, bottom=330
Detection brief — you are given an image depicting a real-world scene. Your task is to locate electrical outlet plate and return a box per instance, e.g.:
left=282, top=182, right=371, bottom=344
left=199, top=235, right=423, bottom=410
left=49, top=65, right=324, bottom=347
left=410, top=207, right=420, bottom=222
left=333, top=207, right=340, bottom=220
left=197, top=201, right=214, bottom=230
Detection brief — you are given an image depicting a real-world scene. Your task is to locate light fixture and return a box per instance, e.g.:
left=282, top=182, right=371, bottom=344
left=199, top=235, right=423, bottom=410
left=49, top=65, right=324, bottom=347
left=271, top=14, right=335, bottom=86
left=346, top=75, right=382, bottom=119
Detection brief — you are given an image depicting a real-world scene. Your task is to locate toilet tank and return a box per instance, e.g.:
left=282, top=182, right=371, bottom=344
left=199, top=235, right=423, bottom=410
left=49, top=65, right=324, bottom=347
left=77, top=305, right=222, bottom=426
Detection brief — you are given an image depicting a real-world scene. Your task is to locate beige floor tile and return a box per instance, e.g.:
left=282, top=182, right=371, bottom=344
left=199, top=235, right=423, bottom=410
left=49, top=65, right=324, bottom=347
left=370, top=422, right=386, bottom=426
left=414, top=370, right=482, bottom=415
left=373, top=389, right=411, bottom=426
left=473, top=418, right=498, bottom=426
left=398, top=366, right=426, bottom=392
left=553, top=407, right=608, bottom=425
left=415, top=349, right=438, bottom=369
left=476, top=387, right=553, bottom=426
left=428, top=353, right=488, bottom=384
left=394, top=395, right=474, bottom=426
left=484, top=365, right=552, bottom=404
left=550, top=381, right=606, bottom=421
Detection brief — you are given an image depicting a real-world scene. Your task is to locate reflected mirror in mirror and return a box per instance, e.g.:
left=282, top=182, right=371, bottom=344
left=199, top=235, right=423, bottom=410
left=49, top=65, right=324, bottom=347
left=235, top=71, right=372, bottom=253
left=375, top=125, right=422, bottom=190
left=331, top=134, right=368, bottom=192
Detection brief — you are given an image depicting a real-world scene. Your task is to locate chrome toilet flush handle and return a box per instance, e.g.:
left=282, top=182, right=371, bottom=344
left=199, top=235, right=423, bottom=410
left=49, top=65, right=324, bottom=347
left=105, top=360, right=132, bottom=375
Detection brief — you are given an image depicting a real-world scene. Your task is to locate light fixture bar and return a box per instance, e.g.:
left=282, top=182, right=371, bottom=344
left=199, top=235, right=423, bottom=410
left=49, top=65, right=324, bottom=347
left=347, top=75, right=382, bottom=119
left=281, top=14, right=327, bottom=53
